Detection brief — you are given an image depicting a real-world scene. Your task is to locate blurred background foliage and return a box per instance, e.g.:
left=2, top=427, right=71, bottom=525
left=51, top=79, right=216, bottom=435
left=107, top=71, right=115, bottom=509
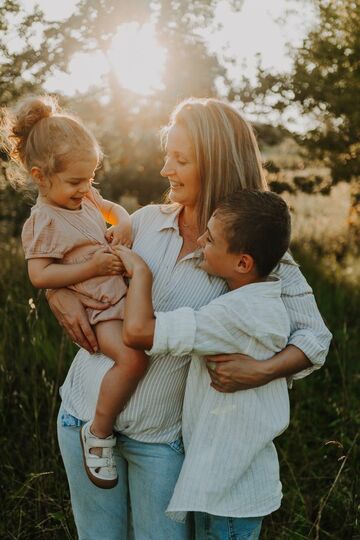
left=0, top=0, right=359, bottom=538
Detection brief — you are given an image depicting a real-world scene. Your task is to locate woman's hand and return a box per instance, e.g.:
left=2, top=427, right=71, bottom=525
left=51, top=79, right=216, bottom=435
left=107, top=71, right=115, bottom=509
left=105, top=223, right=132, bottom=248
left=206, top=345, right=312, bottom=392
left=206, top=353, right=273, bottom=392
left=113, top=245, right=150, bottom=278
left=91, top=247, right=123, bottom=276
left=46, top=288, right=110, bottom=353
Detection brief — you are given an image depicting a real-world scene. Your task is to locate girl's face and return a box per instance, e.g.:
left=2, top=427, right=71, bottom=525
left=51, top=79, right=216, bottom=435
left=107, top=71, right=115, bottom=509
left=42, top=154, right=98, bottom=210
left=160, top=124, right=201, bottom=209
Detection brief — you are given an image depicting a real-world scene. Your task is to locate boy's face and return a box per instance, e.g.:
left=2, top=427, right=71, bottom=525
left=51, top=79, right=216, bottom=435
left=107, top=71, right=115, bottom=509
left=198, top=215, right=240, bottom=279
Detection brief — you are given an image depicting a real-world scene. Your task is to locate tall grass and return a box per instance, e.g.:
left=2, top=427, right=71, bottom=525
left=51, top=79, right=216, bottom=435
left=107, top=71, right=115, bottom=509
left=0, top=187, right=359, bottom=539
left=0, top=239, right=76, bottom=539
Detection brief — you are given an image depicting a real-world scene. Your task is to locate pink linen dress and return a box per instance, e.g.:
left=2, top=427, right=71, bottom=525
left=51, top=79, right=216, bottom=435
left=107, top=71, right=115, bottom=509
left=21, top=187, right=126, bottom=324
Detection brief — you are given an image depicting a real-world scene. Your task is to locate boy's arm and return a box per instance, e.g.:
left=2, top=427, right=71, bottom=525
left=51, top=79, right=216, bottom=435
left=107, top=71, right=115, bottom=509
left=114, top=246, right=155, bottom=349
left=28, top=249, right=123, bottom=289
left=147, top=305, right=250, bottom=357
left=118, top=243, right=253, bottom=356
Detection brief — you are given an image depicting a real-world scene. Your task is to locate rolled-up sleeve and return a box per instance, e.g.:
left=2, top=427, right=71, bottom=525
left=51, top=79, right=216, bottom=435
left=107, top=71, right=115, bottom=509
left=148, top=302, right=254, bottom=357
left=148, top=307, right=197, bottom=356
left=277, top=253, right=332, bottom=380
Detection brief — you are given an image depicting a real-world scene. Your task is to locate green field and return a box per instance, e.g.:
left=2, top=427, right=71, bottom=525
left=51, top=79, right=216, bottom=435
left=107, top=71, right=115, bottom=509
left=1, top=187, right=359, bottom=539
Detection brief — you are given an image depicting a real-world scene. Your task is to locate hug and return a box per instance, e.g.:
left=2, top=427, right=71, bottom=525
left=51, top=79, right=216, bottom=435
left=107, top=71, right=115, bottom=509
left=2, top=95, right=331, bottom=539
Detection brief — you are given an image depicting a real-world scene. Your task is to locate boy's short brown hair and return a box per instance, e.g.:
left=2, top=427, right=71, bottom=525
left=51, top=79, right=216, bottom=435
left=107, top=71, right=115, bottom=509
left=214, top=190, right=291, bottom=277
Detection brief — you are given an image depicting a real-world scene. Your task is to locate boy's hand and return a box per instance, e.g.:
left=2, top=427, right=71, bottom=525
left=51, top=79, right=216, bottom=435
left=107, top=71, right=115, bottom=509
left=114, top=245, right=150, bottom=278
left=91, top=247, right=123, bottom=276
left=105, top=224, right=132, bottom=248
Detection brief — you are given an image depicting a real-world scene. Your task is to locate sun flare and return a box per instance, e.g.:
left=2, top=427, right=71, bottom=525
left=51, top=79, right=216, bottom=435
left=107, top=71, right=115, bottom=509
left=106, top=23, right=166, bottom=95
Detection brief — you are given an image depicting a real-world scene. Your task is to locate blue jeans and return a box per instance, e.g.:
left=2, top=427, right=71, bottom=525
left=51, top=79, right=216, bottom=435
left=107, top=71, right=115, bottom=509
left=57, top=407, right=190, bottom=540
left=194, top=513, right=262, bottom=540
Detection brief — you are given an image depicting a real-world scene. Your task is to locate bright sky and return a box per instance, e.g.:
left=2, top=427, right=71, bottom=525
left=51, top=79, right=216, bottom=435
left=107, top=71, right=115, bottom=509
left=18, top=0, right=315, bottom=127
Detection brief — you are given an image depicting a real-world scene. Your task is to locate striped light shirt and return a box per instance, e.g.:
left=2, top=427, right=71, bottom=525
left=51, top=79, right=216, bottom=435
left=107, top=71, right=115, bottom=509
left=60, top=204, right=332, bottom=444
left=149, top=278, right=290, bottom=519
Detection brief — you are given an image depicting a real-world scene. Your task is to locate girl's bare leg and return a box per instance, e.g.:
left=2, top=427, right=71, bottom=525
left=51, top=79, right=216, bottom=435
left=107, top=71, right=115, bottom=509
left=90, top=319, right=148, bottom=438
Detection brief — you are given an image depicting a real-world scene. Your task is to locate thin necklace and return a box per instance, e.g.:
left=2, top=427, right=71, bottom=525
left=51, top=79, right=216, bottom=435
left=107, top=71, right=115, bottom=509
left=179, top=212, right=198, bottom=231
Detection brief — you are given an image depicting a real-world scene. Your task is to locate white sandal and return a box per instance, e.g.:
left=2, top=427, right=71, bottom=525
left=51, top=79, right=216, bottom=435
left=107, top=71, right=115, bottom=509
left=80, top=421, right=118, bottom=489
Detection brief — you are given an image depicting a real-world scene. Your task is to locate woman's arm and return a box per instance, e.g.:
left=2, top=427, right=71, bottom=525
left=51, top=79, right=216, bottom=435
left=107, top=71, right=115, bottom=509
left=207, top=255, right=332, bottom=392
left=44, top=206, right=146, bottom=352
left=28, top=249, right=123, bottom=289
left=206, top=346, right=312, bottom=392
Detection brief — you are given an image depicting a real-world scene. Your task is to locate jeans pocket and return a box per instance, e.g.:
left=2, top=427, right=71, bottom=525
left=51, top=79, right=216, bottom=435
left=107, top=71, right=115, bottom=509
left=167, top=437, right=185, bottom=455
left=60, top=411, right=84, bottom=428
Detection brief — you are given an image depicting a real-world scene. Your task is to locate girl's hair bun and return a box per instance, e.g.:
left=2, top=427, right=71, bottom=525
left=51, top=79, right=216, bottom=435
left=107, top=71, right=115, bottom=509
left=3, top=95, right=59, bottom=165
left=1, top=94, right=100, bottom=193
left=13, top=95, right=59, bottom=140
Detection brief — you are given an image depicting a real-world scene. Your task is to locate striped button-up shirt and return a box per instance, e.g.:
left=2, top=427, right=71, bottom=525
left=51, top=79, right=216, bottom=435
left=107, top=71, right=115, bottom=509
left=60, top=204, right=332, bottom=444
left=149, top=278, right=291, bottom=519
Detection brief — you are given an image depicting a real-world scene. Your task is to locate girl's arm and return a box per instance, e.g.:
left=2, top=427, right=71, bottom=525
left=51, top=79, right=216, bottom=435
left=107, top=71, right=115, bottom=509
left=28, top=248, right=123, bottom=289
left=97, top=197, right=132, bottom=247
left=44, top=207, right=143, bottom=353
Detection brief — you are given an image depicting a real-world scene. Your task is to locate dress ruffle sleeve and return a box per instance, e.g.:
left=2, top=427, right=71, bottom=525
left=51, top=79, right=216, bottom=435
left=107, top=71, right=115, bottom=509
left=21, top=208, right=67, bottom=260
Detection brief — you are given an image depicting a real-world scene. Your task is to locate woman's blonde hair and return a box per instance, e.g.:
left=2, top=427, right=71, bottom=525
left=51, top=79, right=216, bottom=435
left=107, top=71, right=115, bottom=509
left=161, top=97, right=268, bottom=232
left=0, top=95, right=101, bottom=191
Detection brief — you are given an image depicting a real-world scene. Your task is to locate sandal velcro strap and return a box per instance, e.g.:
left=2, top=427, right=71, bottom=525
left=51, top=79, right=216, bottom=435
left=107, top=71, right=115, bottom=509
left=80, top=421, right=118, bottom=489
left=87, top=437, right=116, bottom=448
left=86, top=456, right=114, bottom=468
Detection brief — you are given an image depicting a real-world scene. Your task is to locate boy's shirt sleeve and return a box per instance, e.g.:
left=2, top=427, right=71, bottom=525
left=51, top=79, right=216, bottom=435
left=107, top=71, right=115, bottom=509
left=149, top=307, right=197, bottom=356
left=147, top=303, right=260, bottom=357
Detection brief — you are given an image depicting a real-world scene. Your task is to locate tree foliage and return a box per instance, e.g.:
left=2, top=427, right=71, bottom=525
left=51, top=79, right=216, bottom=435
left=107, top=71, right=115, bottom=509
left=251, top=0, right=360, bottom=186
left=1, top=0, right=239, bottom=231
left=42, top=0, right=230, bottom=204
left=0, top=0, right=51, bottom=106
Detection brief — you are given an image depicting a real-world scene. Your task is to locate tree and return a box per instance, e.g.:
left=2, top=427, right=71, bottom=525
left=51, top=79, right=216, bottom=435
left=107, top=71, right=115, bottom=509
left=1, top=0, right=240, bottom=231
left=248, top=0, right=360, bottom=187
left=0, top=1, right=53, bottom=106
left=39, top=0, right=233, bottom=202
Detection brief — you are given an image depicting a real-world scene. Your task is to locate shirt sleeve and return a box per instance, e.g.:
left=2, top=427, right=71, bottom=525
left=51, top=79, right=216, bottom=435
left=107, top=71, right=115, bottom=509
left=276, top=252, right=332, bottom=380
left=148, top=304, right=253, bottom=357
left=21, top=210, right=66, bottom=260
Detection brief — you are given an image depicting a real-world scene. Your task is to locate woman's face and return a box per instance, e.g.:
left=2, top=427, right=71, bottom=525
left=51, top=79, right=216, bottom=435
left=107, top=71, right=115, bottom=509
left=161, top=124, right=201, bottom=208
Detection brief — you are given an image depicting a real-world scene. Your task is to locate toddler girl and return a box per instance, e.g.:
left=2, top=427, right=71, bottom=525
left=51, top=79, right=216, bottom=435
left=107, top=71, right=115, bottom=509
left=1, top=95, right=148, bottom=489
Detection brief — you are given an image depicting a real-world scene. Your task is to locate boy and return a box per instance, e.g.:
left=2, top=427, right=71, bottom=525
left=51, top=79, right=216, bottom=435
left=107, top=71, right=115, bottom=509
left=117, top=190, right=292, bottom=535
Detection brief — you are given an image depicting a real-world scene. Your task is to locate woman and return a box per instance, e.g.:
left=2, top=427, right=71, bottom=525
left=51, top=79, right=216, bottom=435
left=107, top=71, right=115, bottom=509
left=50, top=98, right=331, bottom=540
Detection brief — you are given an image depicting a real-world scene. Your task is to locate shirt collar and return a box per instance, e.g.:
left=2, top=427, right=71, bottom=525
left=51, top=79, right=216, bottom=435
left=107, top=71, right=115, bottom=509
left=157, top=204, right=183, bottom=232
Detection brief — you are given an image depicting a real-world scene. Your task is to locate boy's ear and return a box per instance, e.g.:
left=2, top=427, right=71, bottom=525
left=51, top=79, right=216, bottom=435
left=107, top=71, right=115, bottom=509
left=235, top=253, right=255, bottom=274
left=31, top=167, right=46, bottom=186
